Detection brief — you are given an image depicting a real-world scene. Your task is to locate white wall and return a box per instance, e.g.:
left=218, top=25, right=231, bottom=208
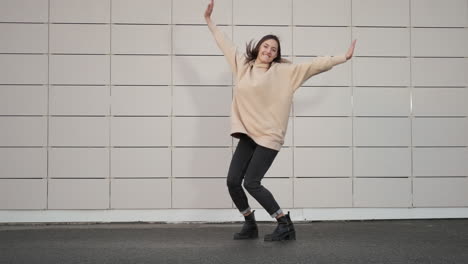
left=0, top=0, right=467, bottom=222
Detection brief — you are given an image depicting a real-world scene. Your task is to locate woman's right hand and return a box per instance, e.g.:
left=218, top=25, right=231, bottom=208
left=204, top=0, right=214, bottom=22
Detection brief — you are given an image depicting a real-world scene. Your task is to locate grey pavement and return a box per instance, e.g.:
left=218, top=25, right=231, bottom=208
left=1, top=219, right=468, bottom=264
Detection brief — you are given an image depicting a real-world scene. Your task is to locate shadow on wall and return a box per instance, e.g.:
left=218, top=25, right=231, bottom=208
left=174, top=57, right=233, bottom=209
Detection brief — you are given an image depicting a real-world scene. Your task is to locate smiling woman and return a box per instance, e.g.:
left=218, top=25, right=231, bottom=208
left=245, top=35, right=282, bottom=65
left=204, top=0, right=356, bottom=242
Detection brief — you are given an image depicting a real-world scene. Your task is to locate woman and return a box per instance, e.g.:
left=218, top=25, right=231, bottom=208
left=204, top=0, right=356, bottom=241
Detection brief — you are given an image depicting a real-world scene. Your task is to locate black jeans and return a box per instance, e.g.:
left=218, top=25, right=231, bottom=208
left=227, top=133, right=283, bottom=218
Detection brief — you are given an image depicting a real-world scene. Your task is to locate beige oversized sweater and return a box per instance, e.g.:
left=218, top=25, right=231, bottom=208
left=211, top=26, right=347, bottom=151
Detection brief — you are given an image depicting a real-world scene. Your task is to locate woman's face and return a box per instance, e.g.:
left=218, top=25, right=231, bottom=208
left=256, top=39, right=278, bottom=64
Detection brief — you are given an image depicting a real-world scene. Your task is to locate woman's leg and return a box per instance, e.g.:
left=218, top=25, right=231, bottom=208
left=242, top=144, right=282, bottom=218
left=242, top=144, right=296, bottom=241
left=226, top=134, right=256, bottom=215
left=230, top=135, right=295, bottom=241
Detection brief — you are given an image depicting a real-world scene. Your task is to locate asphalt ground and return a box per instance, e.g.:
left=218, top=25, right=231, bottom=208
left=1, top=219, right=467, bottom=264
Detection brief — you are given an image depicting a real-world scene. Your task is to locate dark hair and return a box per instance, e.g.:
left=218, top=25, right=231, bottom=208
left=245, top=34, right=282, bottom=64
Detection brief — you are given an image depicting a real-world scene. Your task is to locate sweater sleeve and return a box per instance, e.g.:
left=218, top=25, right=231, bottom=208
left=211, top=26, right=245, bottom=75
left=290, top=55, right=347, bottom=92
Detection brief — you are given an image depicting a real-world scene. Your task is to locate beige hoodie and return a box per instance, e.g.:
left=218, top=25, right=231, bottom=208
left=211, top=26, right=347, bottom=151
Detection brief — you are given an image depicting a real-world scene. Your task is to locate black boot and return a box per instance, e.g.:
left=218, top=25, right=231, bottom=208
left=285, top=211, right=295, bottom=234
left=264, top=212, right=296, bottom=242
left=233, top=210, right=258, bottom=240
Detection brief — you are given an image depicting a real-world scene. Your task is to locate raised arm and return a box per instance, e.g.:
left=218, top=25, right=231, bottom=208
left=204, top=0, right=216, bottom=32
left=290, top=39, right=357, bottom=91
left=346, top=39, right=357, bottom=60
left=204, top=0, right=244, bottom=74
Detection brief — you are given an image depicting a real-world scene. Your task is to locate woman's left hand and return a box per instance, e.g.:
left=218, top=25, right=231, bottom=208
left=346, top=39, right=357, bottom=60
